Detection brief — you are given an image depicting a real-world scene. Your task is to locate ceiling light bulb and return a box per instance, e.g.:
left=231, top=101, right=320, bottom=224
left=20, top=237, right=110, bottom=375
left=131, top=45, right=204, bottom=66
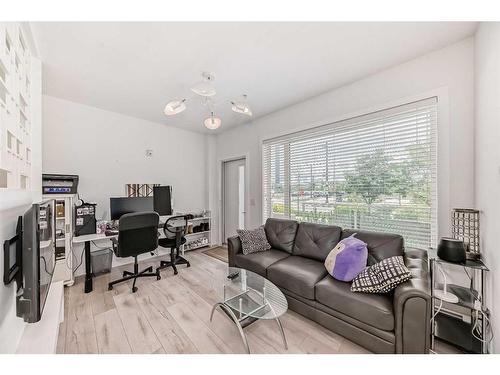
left=191, top=72, right=216, bottom=97
left=164, top=99, right=186, bottom=116
left=231, top=94, right=252, bottom=116
left=204, top=114, right=221, bottom=130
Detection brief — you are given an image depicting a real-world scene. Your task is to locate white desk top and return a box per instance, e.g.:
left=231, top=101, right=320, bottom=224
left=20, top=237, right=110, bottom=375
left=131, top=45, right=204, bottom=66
left=72, top=214, right=198, bottom=243
left=72, top=233, right=117, bottom=243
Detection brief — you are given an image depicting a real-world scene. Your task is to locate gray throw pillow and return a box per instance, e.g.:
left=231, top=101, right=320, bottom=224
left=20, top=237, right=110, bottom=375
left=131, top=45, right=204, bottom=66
left=237, top=226, right=271, bottom=255
left=351, top=256, right=411, bottom=293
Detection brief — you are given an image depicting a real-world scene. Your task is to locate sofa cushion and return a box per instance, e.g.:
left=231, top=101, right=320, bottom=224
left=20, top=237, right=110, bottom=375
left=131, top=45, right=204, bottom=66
left=351, top=256, right=412, bottom=293
left=237, top=226, right=271, bottom=255
left=341, top=229, right=404, bottom=266
left=234, top=249, right=290, bottom=277
left=293, top=222, right=342, bottom=261
left=264, top=218, right=299, bottom=254
left=324, top=234, right=368, bottom=282
left=267, top=256, right=327, bottom=299
left=315, top=276, right=394, bottom=331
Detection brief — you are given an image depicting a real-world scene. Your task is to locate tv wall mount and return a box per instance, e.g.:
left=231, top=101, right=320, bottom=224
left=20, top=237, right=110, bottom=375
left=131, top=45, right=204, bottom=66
left=3, top=216, right=23, bottom=291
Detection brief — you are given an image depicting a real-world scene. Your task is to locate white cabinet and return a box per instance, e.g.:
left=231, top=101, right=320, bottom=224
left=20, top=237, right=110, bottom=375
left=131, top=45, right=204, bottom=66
left=45, top=194, right=77, bottom=286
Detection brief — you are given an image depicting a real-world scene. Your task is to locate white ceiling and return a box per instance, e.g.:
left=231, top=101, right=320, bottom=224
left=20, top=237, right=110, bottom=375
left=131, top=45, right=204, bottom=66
left=31, top=22, right=477, bottom=134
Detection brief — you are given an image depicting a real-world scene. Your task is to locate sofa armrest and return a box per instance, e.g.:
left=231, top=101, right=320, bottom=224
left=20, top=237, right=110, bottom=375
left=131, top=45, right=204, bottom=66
left=393, top=248, right=431, bottom=354
left=227, top=235, right=242, bottom=267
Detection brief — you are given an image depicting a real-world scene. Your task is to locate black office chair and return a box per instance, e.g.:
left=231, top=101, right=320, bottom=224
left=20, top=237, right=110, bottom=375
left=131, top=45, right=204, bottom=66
left=108, top=212, right=161, bottom=293
left=156, top=215, right=191, bottom=275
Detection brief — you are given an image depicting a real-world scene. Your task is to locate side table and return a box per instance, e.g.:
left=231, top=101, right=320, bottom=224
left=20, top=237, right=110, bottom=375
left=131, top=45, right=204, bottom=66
left=428, top=249, right=491, bottom=353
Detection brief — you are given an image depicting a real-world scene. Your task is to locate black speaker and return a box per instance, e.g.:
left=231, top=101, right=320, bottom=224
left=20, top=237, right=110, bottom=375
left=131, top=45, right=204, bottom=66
left=437, top=237, right=466, bottom=263
left=153, top=186, right=172, bottom=215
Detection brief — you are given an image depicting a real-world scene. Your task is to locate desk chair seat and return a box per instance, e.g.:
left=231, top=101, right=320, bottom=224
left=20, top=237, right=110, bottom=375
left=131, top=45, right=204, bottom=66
left=108, top=212, right=161, bottom=293
left=158, top=236, right=187, bottom=248
left=157, top=215, right=190, bottom=275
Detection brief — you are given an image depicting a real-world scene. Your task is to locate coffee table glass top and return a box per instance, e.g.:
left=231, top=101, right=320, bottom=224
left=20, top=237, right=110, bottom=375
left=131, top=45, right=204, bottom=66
left=221, top=267, right=288, bottom=320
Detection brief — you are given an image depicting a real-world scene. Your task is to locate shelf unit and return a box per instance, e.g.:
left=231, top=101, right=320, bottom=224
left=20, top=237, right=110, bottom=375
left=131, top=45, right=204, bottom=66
left=429, top=251, right=490, bottom=354
left=45, top=193, right=78, bottom=286
left=0, top=23, right=33, bottom=189
left=183, top=216, right=212, bottom=251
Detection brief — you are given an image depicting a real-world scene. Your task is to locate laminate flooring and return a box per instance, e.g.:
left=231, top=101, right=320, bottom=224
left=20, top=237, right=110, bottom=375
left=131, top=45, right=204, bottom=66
left=56, top=248, right=375, bottom=354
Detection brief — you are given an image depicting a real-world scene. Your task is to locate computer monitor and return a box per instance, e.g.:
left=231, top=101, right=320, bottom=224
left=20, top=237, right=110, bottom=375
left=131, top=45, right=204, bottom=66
left=109, top=197, right=154, bottom=220
left=153, top=186, right=172, bottom=216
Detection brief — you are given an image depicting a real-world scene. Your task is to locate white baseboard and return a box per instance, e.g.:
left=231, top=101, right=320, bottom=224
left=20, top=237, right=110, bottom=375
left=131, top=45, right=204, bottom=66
left=16, top=281, right=64, bottom=354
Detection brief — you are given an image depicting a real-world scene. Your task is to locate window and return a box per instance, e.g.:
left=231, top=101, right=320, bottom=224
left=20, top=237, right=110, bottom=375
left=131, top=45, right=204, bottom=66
left=263, top=97, right=438, bottom=250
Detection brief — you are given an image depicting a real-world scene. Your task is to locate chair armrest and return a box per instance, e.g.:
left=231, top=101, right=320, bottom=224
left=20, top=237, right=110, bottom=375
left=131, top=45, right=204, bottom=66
left=227, top=235, right=242, bottom=267
left=393, top=249, right=431, bottom=353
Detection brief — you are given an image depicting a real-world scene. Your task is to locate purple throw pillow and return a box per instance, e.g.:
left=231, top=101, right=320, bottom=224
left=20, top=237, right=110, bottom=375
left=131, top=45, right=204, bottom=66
left=324, top=234, right=368, bottom=282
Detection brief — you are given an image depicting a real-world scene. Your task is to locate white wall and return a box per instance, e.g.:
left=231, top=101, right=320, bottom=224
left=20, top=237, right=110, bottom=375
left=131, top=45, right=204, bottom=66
left=212, top=37, right=475, bottom=244
left=474, top=23, right=500, bottom=353
left=42, top=96, right=211, bottom=275
left=0, top=48, right=42, bottom=353
left=42, top=95, right=208, bottom=219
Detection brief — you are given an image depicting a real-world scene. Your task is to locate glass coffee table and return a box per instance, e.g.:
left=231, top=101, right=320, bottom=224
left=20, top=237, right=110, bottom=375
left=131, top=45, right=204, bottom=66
left=210, top=267, right=288, bottom=353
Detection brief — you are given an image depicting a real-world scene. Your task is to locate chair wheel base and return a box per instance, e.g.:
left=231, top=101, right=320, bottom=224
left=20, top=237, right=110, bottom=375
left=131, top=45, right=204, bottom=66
left=132, top=286, right=138, bottom=293
left=108, top=285, right=113, bottom=291
left=156, top=274, right=161, bottom=280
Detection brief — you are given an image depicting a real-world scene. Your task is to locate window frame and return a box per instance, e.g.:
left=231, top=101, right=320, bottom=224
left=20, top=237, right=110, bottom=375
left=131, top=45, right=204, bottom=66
left=261, top=96, right=439, bottom=250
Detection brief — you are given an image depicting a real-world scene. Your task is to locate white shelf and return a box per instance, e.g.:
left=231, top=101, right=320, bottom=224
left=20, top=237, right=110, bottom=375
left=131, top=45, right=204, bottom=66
left=188, top=216, right=211, bottom=221
left=185, top=230, right=210, bottom=238
left=40, top=239, right=53, bottom=249
left=185, top=244, right=210, bottom=251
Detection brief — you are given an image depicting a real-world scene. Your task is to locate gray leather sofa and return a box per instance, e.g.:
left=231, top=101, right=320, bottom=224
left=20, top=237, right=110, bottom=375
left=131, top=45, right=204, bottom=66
left=228, top=218, right=431, bottom=354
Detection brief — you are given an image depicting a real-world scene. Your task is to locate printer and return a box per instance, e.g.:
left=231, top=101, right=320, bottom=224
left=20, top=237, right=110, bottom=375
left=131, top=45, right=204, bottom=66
left=42, top=174, right=79, bottom=194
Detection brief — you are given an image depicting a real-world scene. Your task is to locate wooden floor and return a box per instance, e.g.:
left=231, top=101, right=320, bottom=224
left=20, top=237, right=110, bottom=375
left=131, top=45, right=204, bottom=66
left=57, top=248, right=373, bottom=354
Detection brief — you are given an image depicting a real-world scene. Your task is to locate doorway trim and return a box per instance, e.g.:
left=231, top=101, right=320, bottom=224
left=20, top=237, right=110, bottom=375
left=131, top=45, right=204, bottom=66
left=219, top=154, right=250, bottom=245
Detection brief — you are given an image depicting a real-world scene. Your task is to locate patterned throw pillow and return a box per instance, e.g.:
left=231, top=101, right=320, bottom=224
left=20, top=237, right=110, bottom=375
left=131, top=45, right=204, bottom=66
left=237, top=226, right=271, bottom=255
left=324, top=234, right=368, bottom=282
left=351, top=256, right=411, bottom=293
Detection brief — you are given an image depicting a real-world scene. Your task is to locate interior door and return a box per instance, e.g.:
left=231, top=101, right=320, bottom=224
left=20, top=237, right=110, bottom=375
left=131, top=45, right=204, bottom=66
left=223, top=158, right=246, bottom=243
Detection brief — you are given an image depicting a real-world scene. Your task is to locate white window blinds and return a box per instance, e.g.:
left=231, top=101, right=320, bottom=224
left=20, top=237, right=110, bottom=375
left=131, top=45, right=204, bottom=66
left=263, top=97, right=438, bottom=250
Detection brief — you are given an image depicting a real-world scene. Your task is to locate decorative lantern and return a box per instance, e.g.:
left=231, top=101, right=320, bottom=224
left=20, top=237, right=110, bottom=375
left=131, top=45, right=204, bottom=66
left=451, top=208, right=480, bottom=259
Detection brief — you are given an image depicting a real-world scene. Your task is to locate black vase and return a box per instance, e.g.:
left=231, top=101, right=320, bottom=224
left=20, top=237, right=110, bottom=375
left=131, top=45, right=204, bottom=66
left=437, top=237, right=466, bottom=263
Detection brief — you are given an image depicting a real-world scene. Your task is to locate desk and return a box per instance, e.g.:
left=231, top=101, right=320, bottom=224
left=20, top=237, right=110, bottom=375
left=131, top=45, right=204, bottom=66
left=73, top=233, right=117, bottom=293
left=73, top=215, right=185, bottom=293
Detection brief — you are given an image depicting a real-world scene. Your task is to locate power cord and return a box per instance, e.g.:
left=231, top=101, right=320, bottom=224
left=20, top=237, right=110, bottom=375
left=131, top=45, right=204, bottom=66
left=431, top=296, right=443, bottom=321
left=461, top=266, right=493, bottom=346
left=40, top=255, right=54, bottom=276
left=472, top=308, right=493, bottom=344
left=72, top=246, right=85, bottom=274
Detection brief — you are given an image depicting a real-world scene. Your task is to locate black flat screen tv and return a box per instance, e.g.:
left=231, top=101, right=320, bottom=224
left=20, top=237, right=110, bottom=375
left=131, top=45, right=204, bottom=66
left=17, top=200, right=56, bottom=323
